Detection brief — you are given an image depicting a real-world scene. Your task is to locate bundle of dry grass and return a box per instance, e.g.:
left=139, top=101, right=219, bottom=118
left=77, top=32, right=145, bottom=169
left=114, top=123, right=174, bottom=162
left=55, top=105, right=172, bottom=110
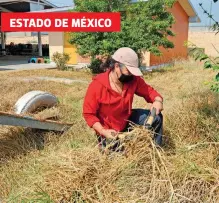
left=30, top=91, right=218, bottom=203
left=2, top=122, right=218, bottom=202
left=0, top=126, right=173, bottom=202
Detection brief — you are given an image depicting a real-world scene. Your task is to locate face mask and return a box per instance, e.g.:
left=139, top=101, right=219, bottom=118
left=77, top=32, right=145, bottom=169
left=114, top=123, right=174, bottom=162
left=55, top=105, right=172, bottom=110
left=118, top=73, right=134, bottom=83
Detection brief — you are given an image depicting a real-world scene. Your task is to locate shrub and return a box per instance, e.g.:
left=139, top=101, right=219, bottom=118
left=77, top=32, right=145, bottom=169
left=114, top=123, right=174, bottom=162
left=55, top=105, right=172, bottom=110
left=87, top=58, right=104, bottom=74
left=52, top=52, right=70, bottom=70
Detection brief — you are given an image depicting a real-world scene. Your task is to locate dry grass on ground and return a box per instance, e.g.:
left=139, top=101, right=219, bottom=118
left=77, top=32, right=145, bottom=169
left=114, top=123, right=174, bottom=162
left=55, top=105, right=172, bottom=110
left=0, top=59, right=219, bottom=203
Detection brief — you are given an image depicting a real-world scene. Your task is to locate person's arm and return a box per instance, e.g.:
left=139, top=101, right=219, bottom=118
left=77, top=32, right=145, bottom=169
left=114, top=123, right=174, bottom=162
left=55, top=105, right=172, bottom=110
left=83, top=82, right=117, bottom=139
left=92, top=122, right=118, bottom=139
left=151, top=96, right=163, bottom=115
left=135, top=77, right=163, bottom=102
left=135, top=77, right=163, bottom=114
left=154, top=96, right=163, bottom=102
left=92, top=122, right=104, bottom=134
left=83, top=82, right=101, bottom=128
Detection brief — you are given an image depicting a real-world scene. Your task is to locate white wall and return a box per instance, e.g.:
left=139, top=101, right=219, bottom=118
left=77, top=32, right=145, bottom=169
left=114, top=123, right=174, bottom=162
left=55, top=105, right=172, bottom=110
left=7, top=32, right=32, bottom=37
left=49, top=32, right=64, bottom=60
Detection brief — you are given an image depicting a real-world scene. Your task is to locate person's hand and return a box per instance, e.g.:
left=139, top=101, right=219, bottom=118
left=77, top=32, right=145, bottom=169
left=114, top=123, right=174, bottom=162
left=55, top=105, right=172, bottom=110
left=150, top=100, right=163, bottom=115
left=100, top=129, right=118, bottom=140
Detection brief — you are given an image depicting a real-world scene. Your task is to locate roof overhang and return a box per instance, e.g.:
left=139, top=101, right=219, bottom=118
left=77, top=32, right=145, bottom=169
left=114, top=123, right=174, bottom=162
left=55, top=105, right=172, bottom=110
left=30, top=6, right=74, bottom=13
left=178, top=0, right=201, bottom=23
left=0, top=0, right=57, bottom=30
left=0, top=0, right=57, bottom=13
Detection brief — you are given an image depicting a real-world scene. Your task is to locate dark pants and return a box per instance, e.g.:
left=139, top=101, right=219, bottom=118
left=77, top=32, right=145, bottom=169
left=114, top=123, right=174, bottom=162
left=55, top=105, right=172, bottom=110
left=97, top=109, right=163, bottom=151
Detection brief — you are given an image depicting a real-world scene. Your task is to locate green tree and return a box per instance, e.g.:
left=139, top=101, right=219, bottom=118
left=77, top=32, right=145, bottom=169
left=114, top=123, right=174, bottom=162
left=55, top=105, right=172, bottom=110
left=69, top=0, right=175, bottom=73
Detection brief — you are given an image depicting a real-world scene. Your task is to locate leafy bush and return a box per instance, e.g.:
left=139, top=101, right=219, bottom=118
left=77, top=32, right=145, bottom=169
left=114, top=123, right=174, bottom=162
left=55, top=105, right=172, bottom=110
left=87, top=58, right=104, bottom=74
left=52, top=52, right=70, bottom=70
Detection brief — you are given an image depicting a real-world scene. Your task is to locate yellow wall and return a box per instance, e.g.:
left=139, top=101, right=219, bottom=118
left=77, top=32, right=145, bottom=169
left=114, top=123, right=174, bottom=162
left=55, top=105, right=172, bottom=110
left=64, top=32, right=78, bottom=65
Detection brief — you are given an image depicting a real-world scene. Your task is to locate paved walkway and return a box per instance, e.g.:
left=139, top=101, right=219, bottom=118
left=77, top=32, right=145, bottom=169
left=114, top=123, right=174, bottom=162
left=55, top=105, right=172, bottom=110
left=0, top=63, right=56, bottom=71
left=0, top=56, right=56, bottom=71
left=15, top=76, right=90, bottom=84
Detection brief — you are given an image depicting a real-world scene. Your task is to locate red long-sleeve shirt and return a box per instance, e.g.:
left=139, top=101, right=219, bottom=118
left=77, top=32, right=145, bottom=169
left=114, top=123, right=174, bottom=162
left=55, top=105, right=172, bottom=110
left=83, top=69, right=162, bottom=133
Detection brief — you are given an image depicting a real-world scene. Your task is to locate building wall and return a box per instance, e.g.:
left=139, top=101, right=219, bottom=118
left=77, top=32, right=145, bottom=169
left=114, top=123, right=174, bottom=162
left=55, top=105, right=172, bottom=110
left=7, top=32, right=32, bottom=37
left=63, top=32, right=78, bottom=64
left=149, top=1, right=189, bottom=66
left=188, top=31, right=219, bottom=57
left=77, top=54, right=91, bottom=64
left=63, top=33, right=91, bottom=64
left=6, top=35, right=49, bottom=44
left=48, top=32, right=91, bottom=64
left=7, top=32, right=48, bottom=37
left=49, top=32, right=64, bottom=60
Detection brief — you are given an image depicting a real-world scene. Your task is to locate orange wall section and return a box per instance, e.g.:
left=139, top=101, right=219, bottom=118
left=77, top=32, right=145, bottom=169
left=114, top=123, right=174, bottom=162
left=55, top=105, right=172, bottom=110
left=150, top=1, right=189, bottom=66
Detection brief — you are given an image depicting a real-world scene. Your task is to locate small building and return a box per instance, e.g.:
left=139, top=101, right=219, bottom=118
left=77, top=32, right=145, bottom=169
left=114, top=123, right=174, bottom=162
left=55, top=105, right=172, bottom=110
left=146, top=0, right=200, bottom=67
left=35, top=0, right=200, bottom=67
left=0, top=0, right=57, bottom=56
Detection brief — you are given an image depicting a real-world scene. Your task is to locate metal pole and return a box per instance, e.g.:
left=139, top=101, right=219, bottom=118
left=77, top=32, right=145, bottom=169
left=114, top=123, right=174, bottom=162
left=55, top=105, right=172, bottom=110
left=38, top=0, right=43, bottom=56
left=1, top=32, right=6, bottom=56
left=38, top=32, right=42, bottom=56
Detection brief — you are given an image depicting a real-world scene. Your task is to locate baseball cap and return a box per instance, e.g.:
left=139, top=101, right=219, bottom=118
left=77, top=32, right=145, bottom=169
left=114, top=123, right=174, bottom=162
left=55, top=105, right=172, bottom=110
left=111, top=47, right=143, bottom=76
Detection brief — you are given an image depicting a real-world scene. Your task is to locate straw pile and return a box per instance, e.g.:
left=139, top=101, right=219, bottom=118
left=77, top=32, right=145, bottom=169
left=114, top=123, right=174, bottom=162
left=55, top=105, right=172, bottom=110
left=0, top=60, right=219, bottom=202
